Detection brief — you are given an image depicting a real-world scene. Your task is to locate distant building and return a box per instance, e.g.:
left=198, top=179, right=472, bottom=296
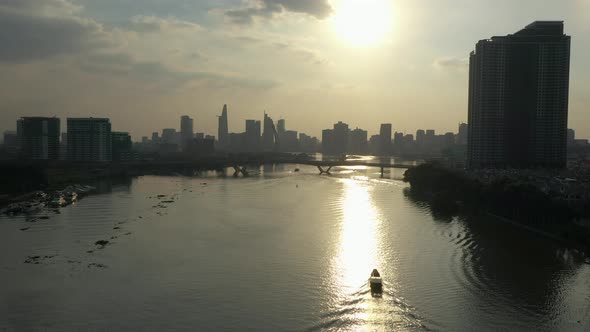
left=262, top=113, right=278, bottom=152
left=19, top=117, right=60, bottom=160
left=161, top=128, right=176, bottom=144
left=218, top=104, right=229, bottom=149
left=180, top=115, right=194, bottom=151
left=379, top=124, right=392, bottom=155
left=332, top=121, right=349, bottom=155
left=299, top=133, right=319, bottom=153
left=348, top=128, right=368, bottom=154
left=468, top=21, right=571, bottom=169
left=281, top=130, right=299, bottom=152
left=322, top=129, right=334, bottom=154
left=67, top=118, right=112, bottom=162
left=277, top=119, right=286, bottom=134
left=3, top=131, right=19, bottom=149
left=416, top=129, right=425, bottom=149
left=151, top=132, right=160, bottom=144
left=567, top=129, right=575, bottom=146
left=245, top=120, right=261, bottom=152
left=112, top=132, right=134, bottom=161
left=457, top=123, right=468, bottom=145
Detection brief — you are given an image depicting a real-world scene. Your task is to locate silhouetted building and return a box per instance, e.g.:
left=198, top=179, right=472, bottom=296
left=262, top=113, right=278, bottom=151
left=218, top=104, right=229, bottom=149
left=151, top=132, right=160, bottom=144
left=67, top=118, right=112, bottom=162
left=282, top=130, right=299, bottom=152
left=277, top=119, right=286, bottom=134
left=180, top=115, right=194, bottom=151
left=3, top=131, right=18, bottom=149
left=112, top=132, right=134, bottom=161
left=245, top=120, right=261, bottom=152
left=322, top=129, right=334, bottom=154
left=299, top=133, right=319, bottom=152
left=161, top=129, right=176, bottom=144
left=567, top=129, right=575, bottom=146
left=468, top=21, right=571, bottom=169
left=349, top=128, right=368, bottom=154
left=379, top=124, right=392, bottom=155
left=416, top=129, right=425, bottom=149
left=333, top=121, right=349, bottom=155
left=186, top=138, right=215, bottom=156
left=19, top=117, right=60, bottom=160
left=457, top=123, right=468, bottom=145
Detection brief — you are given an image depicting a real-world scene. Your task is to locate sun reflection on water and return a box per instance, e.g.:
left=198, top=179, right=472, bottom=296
left=334, top=178, right=381, bottom=292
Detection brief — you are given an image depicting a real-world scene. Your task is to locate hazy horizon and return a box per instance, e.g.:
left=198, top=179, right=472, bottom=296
left=1, top=0, right=589, bottom=140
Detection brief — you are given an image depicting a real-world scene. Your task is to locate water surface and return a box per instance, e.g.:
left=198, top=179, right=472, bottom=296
left=1, top=164, right=588, bottom=331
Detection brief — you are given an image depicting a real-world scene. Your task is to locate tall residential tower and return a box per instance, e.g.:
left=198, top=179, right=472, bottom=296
left=467, top=21, right=571, bottom=169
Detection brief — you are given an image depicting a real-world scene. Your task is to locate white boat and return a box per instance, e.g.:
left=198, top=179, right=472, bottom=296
left=369, top=269, right=383, bottom=293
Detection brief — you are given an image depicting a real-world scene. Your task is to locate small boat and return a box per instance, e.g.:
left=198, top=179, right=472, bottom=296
left=369, top=269, right=383, bottom=293
left=294, top=168, right=300, bottom=172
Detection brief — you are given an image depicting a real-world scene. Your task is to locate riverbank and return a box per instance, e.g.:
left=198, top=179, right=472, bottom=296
left=403, top=162, right=590, bottom=255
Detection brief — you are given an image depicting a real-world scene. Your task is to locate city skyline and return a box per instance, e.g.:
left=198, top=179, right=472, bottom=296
left=1, top=1, right=590, bottom=140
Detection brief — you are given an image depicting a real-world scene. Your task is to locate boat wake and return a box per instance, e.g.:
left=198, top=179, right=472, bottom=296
left=304, top=281, right=430, bottom=332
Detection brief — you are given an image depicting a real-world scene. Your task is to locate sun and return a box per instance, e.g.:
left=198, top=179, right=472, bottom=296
left=332, top=0, right=394, bottom=47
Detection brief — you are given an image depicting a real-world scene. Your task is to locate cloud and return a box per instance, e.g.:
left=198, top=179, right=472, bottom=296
left=129, top=15, right=202, bottom=33
left=226, top=0, right=332, bottom=24
left=433, top=57, right=469, bottom=69
left=0, top=0, right=110, bottom=63
left=79, top=51, right=278, bottom=90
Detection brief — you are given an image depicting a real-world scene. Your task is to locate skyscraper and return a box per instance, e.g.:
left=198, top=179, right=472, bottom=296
left=332, top=121, right=349, bottom=155
left=218, top=104, right=229, bottom=148
left=277, top=119, right=286, bottom=134
left=245, top=119, right=261, bottom=152
left=468, top=21, right=571, bottom=169
left=180, top=115, right=194, bottom=151
left=379, top=124, right=392, bottom=155
left=67, top=118, right=112, bottom=162
left=457, top=123, right=468, bottom=145
left=19, top=117, right=60, bottom=160
left=262, top=113, right=278, bottom=151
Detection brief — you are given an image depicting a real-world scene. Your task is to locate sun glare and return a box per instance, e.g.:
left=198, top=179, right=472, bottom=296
left=333, top=0, right=394, bottom=47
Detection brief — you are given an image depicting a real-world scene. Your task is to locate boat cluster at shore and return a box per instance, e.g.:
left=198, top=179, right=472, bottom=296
left=1, top=185, right=96, bottom=215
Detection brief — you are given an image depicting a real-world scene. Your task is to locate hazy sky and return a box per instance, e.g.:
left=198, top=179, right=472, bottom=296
left=1, top=0, right=588, bottom=140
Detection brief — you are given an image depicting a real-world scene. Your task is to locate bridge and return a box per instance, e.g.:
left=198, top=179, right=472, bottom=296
left=119, top=157, right=415, bottom=177
left=0, top=157, right=416, bottom=180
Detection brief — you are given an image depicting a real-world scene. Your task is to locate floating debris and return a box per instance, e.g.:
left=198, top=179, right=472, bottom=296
left=20, top=227, right=30, bottom=231
left=157, top=195, right=166, bottom=198
left=38, top=216, right=50, bottom=220
left=161, top=200, right=174, bottom=203
left=95, top=240, right=109, bottom=248
left=88, top=263, right=107, bottom=269
left=113, top=227, right=121, bottom=230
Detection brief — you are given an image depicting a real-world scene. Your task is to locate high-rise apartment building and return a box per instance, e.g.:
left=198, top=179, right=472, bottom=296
left=19, top=117, right=60, bottom=160
left=468, top=21, right=571, bottom=168
left=379, top=124, right=392, bottom=155
left=180, top=115, right=194, bottom=151
left=67, top=118, right=112, bottom=162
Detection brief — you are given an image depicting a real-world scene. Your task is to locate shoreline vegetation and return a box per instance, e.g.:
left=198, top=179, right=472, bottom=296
left=403, top=162, right=590, bottom=257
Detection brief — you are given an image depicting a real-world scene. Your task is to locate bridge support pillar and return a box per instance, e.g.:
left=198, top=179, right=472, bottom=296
left=317, top=166, right=332, bottom=175
left=233, top=165, right=249, bottom=177
left=380, top=167, right=384, bottom=178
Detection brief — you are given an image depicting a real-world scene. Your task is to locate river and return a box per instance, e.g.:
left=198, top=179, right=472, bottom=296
left=1, top=163, right=589, bottom=331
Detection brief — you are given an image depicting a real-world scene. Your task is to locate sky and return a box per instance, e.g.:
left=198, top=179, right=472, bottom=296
left=0, top=0, right=589, bottom=140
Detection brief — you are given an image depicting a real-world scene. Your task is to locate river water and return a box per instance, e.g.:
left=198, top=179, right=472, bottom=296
left=1, top=163, right=589, bottom=331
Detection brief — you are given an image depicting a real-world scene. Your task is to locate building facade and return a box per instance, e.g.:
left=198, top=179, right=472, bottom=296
left=468, top=21, right=571, bottom=169
left=67, top=118, right=112, bottom=162
left=19, top=117, right=60, bottom=160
